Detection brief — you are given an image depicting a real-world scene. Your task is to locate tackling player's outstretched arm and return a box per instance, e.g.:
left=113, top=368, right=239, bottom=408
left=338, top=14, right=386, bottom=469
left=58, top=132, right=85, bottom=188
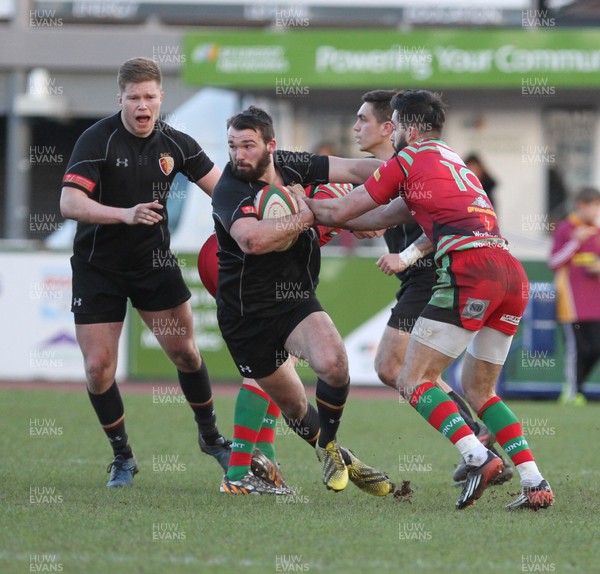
left=60, top=186, right=163, bottom=226
left=311, top=153, right=409, bottom=229
left=327, top=156, right=382, bottom=185
left=344, top=196, right=413, bottom=231
left=305, top=184, right=379, bottom=228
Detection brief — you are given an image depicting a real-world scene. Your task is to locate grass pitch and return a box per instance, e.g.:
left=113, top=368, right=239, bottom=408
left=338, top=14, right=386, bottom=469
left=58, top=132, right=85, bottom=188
left=1, top=384, right=598, bottom=574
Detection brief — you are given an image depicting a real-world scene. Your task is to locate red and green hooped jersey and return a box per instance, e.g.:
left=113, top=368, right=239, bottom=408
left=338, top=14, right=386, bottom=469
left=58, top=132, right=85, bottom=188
left=364, top=139, right=508, bottom=264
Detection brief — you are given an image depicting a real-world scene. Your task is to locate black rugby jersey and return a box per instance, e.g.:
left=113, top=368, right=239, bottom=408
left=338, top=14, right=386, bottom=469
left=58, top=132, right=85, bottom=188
left=63, top=112, right=214, bottom=270
left=212, top=151, right=329, bottom=317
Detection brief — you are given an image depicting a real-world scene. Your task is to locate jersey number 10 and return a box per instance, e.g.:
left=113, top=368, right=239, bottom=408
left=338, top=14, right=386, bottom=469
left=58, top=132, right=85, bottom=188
left=440, top=160, right=486, bottom=196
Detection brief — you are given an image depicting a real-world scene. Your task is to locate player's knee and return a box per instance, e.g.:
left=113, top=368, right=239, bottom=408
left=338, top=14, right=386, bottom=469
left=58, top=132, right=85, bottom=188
left=315, top=350, right=348, bottom=386
left=377, top=372, right=397, bottom=389
left=169, top=345, right=201, bottom=372
left=84, top=357, right=115, bottom=389
left=375, top=358, right=399, bottom=389
left=375, top=341, right=404, bottom=388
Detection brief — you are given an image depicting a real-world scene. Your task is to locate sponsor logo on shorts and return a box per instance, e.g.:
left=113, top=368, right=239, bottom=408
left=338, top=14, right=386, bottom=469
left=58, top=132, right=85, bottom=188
left=241, top=205, right=257, bottom=215
left=461, top=298, right=489, bottom=320
left=500, top=313, right=521, bottom=325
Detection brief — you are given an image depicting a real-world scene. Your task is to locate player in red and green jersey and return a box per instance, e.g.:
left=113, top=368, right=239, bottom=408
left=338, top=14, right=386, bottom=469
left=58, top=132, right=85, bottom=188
left=353, top=89, right=511, bottom=487
left=305, top=89, right=553, bottom=511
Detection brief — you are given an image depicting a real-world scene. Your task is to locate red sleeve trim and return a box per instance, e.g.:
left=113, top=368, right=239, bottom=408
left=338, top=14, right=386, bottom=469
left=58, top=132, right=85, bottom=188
left=63, top=173, right=96, bottom=194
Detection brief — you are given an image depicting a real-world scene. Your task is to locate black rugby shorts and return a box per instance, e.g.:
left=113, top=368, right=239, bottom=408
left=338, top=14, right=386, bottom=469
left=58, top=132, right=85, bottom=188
left=218, top=296, right=324, bottom=379
left=387, top=272, right=435, bottom=333
left=70, top=257, right=191, bottom=324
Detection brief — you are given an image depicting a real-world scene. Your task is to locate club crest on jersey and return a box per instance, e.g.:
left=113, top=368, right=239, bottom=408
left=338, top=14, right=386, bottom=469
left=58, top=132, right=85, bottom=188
left=159, top=154, right=174, bottom=176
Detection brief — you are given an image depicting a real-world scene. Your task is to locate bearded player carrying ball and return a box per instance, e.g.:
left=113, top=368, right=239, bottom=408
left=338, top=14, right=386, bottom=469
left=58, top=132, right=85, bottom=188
left=210, top=106, right=395, bottom=495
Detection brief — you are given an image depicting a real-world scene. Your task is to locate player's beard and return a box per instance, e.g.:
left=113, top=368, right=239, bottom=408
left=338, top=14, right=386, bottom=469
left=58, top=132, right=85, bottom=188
left=393, top=133, right=409, bottom=154
left=231, top=148, right=272, bottom=182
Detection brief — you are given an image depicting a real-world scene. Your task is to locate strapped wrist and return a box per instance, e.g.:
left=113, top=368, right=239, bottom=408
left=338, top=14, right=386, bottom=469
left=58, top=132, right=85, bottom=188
left=398, top=242, right=422, bottom=267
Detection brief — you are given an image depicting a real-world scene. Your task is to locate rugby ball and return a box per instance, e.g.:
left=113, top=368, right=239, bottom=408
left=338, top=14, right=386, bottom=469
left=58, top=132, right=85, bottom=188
left=197, top=232, right=218, bottom=298
left=254, top=184, right=299, bottom=219
left=305, top=183, right=353, bottom=246
left=254, top=184, right=300, bottom=252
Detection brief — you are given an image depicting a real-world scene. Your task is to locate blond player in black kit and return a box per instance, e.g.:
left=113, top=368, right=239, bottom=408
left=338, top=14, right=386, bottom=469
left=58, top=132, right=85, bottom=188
left=60, top=57, right=230, bottom=487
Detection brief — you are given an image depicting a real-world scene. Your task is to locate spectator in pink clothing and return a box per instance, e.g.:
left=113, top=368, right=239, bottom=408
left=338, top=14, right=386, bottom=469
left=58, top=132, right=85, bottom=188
left=549, top=187, right=600, bottom=405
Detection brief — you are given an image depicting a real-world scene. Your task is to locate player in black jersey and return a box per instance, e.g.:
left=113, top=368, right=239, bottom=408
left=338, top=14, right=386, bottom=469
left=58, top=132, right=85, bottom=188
left=212, top=106, right=392, bottom=494
left=353, top=90, right=512, bottom=486
left=60, top=57, right=229, bottom=488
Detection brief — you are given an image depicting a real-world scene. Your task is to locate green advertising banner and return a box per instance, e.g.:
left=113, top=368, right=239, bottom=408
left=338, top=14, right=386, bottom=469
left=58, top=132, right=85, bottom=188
left=127, top=256, right=600, bottom=395
left=128, top=253, right=235, bottom=379
left=183, top=28, right=600, bottom=89
left=127, top=253, right=396, bottom=381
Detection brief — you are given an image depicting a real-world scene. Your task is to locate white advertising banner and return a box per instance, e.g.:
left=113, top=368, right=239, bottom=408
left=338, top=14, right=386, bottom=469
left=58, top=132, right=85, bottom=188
left=0, top=251, right=127, bottom=381
left=344, top=304, right=393, bottom=386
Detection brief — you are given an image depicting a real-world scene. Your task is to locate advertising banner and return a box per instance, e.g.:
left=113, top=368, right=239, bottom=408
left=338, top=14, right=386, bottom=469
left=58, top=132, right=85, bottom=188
left=2, top=252, right=598, bottom=392
left=127, top=255, right=600, bottom=394
left=127, top=253, right=235, bottom=379
left=127, top=253, right=395, bottom=383
left=184, top=28, right=600, bottom=89
left=0, top=252, right=127, bottom=381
